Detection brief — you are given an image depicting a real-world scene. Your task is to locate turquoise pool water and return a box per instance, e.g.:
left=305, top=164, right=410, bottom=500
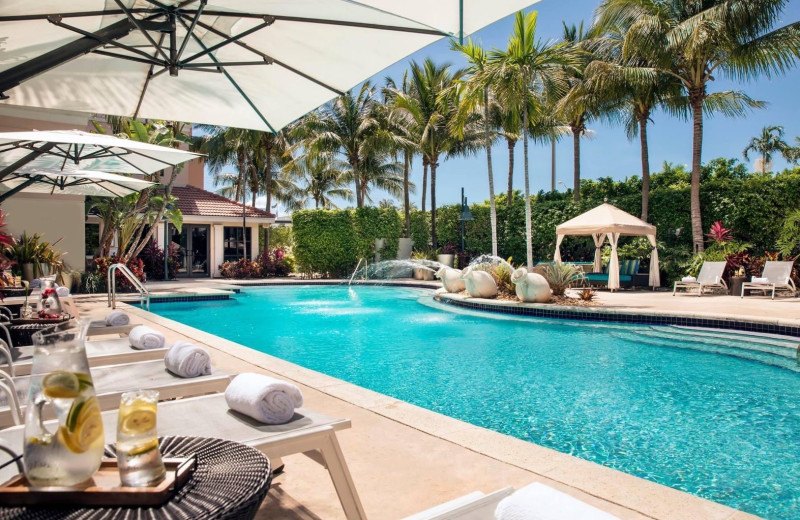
left=152, top=285, right=800, bottom=519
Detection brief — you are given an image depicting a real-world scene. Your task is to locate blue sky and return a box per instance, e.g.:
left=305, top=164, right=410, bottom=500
left=206, top=0, right=800, bottom=214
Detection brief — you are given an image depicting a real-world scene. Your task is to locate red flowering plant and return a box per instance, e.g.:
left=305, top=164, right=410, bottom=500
left=695, top=221, right=752, bottom=281
left=0, top=210, right=15, bottom=274
left=706, top=221, right=733, bottom=245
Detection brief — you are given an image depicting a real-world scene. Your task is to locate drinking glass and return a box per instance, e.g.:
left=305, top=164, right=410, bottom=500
left=116, top=389, right=166, bottom=487
left=23, top=320, right=104, bottom=487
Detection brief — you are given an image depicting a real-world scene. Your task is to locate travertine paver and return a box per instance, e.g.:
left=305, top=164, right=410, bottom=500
left=71, top=283, right=782, bottom=520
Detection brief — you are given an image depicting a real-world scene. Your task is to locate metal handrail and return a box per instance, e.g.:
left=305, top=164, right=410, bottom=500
left=348, top=258, right=367, bottom=286
left=108, top=263, right=150, bottom=311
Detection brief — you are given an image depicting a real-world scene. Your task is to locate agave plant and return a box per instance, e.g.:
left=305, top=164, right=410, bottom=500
left=540, top=262, right=584, bottom=296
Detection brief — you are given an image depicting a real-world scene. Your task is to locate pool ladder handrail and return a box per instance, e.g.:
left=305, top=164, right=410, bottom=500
left=348, top=258, right=367, bottom=285
left=108, top=262, right=150, bottom=311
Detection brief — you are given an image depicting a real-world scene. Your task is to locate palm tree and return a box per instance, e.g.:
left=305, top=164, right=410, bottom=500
left=453, top=38, right=501, bottom=258
left=587, top=22, right=686, bottom=220
left=742, top=125, right=790, bottom=172
left=555, top=22, right=606, bottom=202
left=596, top=0, right=800, bottom=252
left=348, top=149, right=406, bottom=206
left=283, top=151, right=353, bottom=209
left=393, top=59, right=471, bottom=249
left=302, top=83, right=382, bottom=208
left=484, top=11, right=572, bottom=268
left=492, top=103, right=521, bottom=206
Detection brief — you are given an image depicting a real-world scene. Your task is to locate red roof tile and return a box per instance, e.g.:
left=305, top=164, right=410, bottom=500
left=167, top=185, right=275, bottom=219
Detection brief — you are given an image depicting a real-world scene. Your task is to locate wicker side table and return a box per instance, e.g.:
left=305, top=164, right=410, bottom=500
left=0, top=436, right=272, bottom=520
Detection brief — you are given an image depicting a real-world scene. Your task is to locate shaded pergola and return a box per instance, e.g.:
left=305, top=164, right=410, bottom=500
left=553, top=203, right=660, bottom=291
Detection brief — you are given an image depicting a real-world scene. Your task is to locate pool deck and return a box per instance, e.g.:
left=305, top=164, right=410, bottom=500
left=79, top=279, right=795, bottom=520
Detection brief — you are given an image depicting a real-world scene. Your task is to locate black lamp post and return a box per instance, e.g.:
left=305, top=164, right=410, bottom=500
left=459, top=187, right=473, bottom=254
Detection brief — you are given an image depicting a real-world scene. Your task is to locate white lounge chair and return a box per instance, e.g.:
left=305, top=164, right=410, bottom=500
left=0, top=359, right=231, bottom=428
left=673, top=261, right=728, bottom=296
left=0, top=393, right=366, bottom=520
left=403, top=482, right=621, bottom=520
left=740, top=261, right=797, bottom=299
left=0, top=337, right=168, bottom=377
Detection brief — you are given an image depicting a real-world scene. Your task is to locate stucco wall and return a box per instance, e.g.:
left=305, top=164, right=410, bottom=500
left=3, top=193, right=86, bottom=272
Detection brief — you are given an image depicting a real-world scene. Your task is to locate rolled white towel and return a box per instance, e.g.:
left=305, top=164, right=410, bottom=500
left=681, top=276, right=697, bottom=283
left=495, top=482, right=621, bottom=520
left=55, top=286, right=70, bottom=297
left=165, top=341, right=212, bottom=378
left=128, top=325, right=165, bottom=350
left=751, top=277, right=769, bottom=284
left=225, top=373, right=303, bottom=424
left=106, top=310, right=130, bottom=327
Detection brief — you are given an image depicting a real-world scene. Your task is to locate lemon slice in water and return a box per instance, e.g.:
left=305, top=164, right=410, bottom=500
left=60, top=396, right=103, bottom=453
left=119, top=400, right=157, bottom=435
left=42, top=371, right=80, bottom=398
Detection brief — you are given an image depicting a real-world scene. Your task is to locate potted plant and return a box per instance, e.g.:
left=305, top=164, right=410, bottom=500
left=6, top=232, right=41, bottom=282
left=437, top=244, right=456, bottom=268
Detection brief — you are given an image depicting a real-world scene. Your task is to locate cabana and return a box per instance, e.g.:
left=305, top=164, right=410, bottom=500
left=553, top=203, right=660, bottom=291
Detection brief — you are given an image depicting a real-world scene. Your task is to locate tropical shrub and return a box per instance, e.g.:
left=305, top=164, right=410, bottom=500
left=91, top=256, right=146, bottom=292
left=256, top=248, right=294, bottom=277
left=138, top=239, right=179, bottom=281
left=540, top=263, right=584, bottom=296
left=219, top=258, right=260, bottom=279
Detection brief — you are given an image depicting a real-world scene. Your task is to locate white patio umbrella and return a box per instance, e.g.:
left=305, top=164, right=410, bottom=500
left=0, top=1, right=543, bottom=132
left=0, top=168, right=154, bottom=199
left=0, top=129, right=202, bottom=178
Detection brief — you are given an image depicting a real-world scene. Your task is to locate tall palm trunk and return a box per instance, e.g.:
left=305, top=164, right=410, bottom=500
left=430, top=158, right=439, bottom=249
left=484, top=88, right=498, bottom=257
left=638, top=113, right=651, bottom=221
left=263, top=141, right=273, bottom=252
left=352, top=157, right=363, bottom=208
left=506, top=138, right=515, bottom=205
left=689, top=88, right=705, bottom=253
left=572, top=129, right=581, bottom=202
left=522, top=96, right=533, bottom=270
left=421, top=157, right=428, bottom=214
left=403, top=151, right=411, bottom=238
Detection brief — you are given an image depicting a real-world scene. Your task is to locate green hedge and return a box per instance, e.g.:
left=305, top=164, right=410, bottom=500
left=293, top=160, right=800, bottom=280
left=293, top=208, right=401, bottom=277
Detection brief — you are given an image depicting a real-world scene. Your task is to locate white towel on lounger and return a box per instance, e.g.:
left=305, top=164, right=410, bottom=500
left=128, top=325, right=165, bottom=350
left=681, top=276, right=696, bottom=282
left=165, top=341, right=212, bottom=378
left=105, top=310, right=130, bottom=327
left=225, top=373, right=303, bottom=424
left=751, top=277, right=769, bottom=284
left=494, top=482, right=621, bottom=520
left=56, top=286, right=70, bottom=297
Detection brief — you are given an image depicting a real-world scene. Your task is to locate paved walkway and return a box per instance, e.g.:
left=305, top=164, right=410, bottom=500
left=72, top=279, right=786, bottom=520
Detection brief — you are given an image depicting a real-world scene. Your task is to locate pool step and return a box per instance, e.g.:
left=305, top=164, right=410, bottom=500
left=665, top=325, right=800, bottom=351
left=609, top=328, right=800, bottom=373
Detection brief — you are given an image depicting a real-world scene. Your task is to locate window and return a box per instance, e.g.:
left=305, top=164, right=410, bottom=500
left=223, top=227, right=252, bottom=263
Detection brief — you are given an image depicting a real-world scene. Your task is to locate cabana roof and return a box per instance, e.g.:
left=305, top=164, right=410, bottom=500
left=556, top=203, right=656, bottom=236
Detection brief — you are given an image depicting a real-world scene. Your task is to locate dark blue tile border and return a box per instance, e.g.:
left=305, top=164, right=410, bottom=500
left=231, top=280, right=440, bottom=290
left=149, top=294, right=232, bottom=303
left=437, top=296, right=800, bottom=339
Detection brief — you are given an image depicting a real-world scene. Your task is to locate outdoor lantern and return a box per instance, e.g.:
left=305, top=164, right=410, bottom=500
left=459, top=188, right=473, bottom=254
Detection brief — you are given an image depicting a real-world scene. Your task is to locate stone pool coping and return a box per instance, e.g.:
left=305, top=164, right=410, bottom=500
left=126, top=288, right=763, bottom=520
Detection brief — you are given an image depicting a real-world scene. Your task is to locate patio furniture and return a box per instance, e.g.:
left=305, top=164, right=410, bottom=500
left=0, top=436, right=272, bottom=520
left=584, top=259, right=648, bottom=289
left=0, top=337, right=168, bottom=377
left=740, top=261, right=797, bottom=299
left=404, top=482, right=622, bottom=520
left=0, top=359, right=232, bottom=428
left=672, top=261, right=728, bottom=296
left=0, top=393, right=366, bottom=520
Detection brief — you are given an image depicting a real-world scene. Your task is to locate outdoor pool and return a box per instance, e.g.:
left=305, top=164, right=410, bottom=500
left=151, top=285, right=800, bottom=519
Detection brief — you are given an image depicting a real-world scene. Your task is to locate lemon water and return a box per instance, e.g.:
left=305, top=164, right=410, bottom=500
left=23, top=335, right=104, bottom=487
left=116, top=390, right=165, bottom=487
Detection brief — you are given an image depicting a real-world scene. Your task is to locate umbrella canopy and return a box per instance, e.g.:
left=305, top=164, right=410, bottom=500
left=0, top=168, right=154, bottom=198
left=0, top=1, right=543, bottom=132
left=553, top=203, right=660, bottom=291
left=0, top=130, right=202, bottom=178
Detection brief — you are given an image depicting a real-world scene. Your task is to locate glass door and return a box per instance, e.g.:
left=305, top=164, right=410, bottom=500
left=170, top=225, right=210, bottom=278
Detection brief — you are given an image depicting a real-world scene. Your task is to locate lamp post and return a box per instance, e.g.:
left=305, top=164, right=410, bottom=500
left=459, top=187, right=473, bottom=255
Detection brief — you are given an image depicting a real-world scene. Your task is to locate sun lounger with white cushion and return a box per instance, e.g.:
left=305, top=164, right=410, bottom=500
left=740, top=261, right=797, bottom=299
left=0, top=392, right=365, bottom=520
left=0, top=337, right=168, bottom=377
left=673, top=261, right=727, bottom=296
left=0, top=359, right=231, bottom=428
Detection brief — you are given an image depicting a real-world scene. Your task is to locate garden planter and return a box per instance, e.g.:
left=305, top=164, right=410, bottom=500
left=511, top=268, right=551, bottom=303
left=397, top=238, right=413, bottom=260
left=437, top=254, right=454, bottom=268
left=460, top=266, right=497, bottom=298
left=21, top=263, right=34, bottom=282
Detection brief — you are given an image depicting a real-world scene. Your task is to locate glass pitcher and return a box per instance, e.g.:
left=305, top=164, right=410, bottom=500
left=37, top=276, right=63, bottom=318
left=23, top=320, right=104, bottom=487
